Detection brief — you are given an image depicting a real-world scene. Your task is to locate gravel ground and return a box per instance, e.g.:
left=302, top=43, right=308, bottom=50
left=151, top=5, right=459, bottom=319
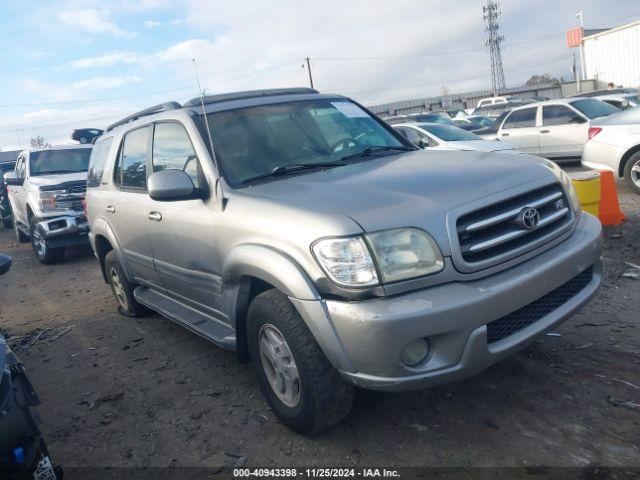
left=0, top=179, right=638, bottom=475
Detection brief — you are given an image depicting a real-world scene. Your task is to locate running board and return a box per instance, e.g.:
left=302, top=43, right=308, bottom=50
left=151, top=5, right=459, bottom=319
left=133, top=286, right=236, bottom=350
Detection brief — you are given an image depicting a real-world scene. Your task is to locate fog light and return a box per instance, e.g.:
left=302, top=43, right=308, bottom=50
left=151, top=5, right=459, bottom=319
left=400, top=338, right=429, bottom=366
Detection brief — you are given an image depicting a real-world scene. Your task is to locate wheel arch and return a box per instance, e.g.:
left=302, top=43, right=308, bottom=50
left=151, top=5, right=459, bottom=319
left=619, top=144, right=640, bottom=177
left=90, top=218, right=134, bottom=283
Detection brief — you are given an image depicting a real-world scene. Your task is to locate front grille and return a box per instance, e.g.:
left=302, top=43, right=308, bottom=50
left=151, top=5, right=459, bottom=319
left=486, top=267, right=593, bottom=344
left=456, top=184, right=572, bottom=268
left=67, top=184, right=87, bottom=194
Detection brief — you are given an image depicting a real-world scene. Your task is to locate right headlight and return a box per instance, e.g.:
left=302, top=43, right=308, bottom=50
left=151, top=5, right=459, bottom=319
left=312, top=228, right=444, bottom=287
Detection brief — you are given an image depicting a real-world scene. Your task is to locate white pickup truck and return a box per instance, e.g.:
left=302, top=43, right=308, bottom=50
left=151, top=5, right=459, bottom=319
left=5, top=145, right=92, bottom=264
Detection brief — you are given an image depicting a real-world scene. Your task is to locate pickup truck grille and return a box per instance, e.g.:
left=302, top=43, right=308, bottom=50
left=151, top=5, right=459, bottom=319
left=55, top=183, right=86, bottom=211
left=456, top=184, right=572, bottom=268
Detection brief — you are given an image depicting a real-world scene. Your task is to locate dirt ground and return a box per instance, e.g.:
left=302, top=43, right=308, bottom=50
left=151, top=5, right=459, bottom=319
left=0, top=179, right=639, bottom=475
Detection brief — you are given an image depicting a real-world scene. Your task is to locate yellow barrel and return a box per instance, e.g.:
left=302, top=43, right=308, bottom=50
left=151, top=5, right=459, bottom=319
left=570, top=171, right=601, bottom=217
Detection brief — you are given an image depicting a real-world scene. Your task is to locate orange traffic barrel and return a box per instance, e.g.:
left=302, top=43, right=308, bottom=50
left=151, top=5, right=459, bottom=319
left=598, top=169, right=626, bottom=226
left=570, top=171, right=601, bottom=217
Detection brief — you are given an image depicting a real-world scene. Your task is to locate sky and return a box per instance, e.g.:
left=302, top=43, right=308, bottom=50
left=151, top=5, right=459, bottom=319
left=0, top=0, right=639, bottom=150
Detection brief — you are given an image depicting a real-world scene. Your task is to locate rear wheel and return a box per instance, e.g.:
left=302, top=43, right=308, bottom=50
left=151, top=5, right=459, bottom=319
left=104, top=250, right=147, bottom=317
left=623, top=151, right=640, bottom=195
left=29, top=217, right=65, bottom=264
left=247, top=289, right=354, bottom=434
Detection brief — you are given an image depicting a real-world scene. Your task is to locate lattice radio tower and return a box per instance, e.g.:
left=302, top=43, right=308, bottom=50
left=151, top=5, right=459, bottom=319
left=483, top=0, right=506, bottom=93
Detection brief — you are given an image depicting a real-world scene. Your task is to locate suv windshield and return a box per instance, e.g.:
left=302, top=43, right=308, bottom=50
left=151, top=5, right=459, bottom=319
left=418, top=123, right=480, bottom=141
left=206, top=99, right=405, bottom=185
left=570, top=99, right=620, bottom=119
left=29, top=148, right=92, bottom=176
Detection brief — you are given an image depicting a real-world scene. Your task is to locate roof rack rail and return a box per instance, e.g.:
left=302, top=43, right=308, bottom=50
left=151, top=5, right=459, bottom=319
left=106, top=101, right=182, bottom=132
left=183, top=88, right=319, bottom=108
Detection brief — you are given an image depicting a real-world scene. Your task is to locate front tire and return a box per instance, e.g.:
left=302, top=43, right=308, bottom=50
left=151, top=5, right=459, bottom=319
left=247, top=289, right=354, bottom=434
left=623, top=151, right=640, bottom=195
left=29, top=217, right=65, bottom=264
left=104, top=250, right=147, bottom=317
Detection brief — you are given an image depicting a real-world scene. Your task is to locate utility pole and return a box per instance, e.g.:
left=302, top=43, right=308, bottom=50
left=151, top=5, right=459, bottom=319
left=483, top=1, right=506, bottom=95
left=575, top=11, right=587, bottom=85
left=573, top=53, right=581, bottom=92
left=305, top=57, right=314, bottom=89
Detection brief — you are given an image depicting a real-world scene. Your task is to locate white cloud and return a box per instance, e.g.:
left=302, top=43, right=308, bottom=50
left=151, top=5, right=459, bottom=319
left=58, top=9, right=136, bottom=38
left=143, top=20, right=162, bottom=28
left=71, top=75, right=142, bottom=91
left=69, top=51, right=143, bottom=69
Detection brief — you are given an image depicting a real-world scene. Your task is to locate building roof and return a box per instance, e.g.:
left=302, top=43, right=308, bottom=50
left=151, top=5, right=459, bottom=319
left=584, top=19, right=640, bottom=40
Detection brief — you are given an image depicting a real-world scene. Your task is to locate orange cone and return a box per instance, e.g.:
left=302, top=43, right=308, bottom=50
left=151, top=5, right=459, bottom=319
left=598, top=170, right=625, bottom=226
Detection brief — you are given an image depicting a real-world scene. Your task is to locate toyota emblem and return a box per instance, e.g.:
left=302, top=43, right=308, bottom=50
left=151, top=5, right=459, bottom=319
left=517, top=207, right=540, bottom=229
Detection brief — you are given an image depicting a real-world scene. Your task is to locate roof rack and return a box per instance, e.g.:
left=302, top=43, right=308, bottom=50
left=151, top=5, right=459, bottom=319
left=106, top=101, right=182, bottom=132
left=183, top=88, right=319, bottom=108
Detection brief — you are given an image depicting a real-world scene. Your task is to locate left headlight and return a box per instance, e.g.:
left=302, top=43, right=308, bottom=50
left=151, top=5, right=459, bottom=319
left=366, top=228, right=444, bottom=283
left=559, top=170, right=581, bottom=214
left=36, top=190, right=67, bottom=212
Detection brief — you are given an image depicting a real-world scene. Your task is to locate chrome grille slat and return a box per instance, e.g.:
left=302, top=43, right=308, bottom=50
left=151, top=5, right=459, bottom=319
left=455, top=183, right=572, bottom=268
left=467, top=207, right=569, bottom=253
left=464, top=191, right=563, bottom=232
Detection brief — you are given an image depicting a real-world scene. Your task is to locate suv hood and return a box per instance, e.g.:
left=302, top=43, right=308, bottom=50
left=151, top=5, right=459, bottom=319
left=243, top=150, right=558, bottom=254
left=29, top=171, right=87, bottom=188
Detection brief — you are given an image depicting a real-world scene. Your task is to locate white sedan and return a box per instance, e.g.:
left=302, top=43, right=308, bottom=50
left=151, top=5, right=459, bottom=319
left=393, top=122, right=521, bottom=153
left=582, top=107, right=640, bottom=194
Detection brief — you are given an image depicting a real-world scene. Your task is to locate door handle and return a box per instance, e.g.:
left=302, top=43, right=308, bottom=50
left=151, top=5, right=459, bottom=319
left=540, top=130, right=550, bottom=134
left=501, top=132, right=510, bottom=137
left=147, top=211, right=162, bottom=221
left=106, top=205, right=116, bottom=213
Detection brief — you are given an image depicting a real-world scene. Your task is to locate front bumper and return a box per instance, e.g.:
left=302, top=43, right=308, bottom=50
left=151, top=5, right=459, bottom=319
left=302, top=213, right=602, bottom=392
left=35, top=215, right=90, bottom=249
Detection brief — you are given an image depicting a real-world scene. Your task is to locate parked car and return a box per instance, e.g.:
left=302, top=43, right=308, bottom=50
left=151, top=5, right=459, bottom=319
left=5, top=145, right=92, bottom=264
left=384, top=112, right=456, bottom=125
left=454, top=115, right=494, bottom=131
left=71, top=128, right=104, bottom=144
left=393, top=122, right=520, bottom=153
left=86, top=88, right=602, bottom=433
left=590, top=93, right=639, bottom=110
left=476, top=98, right=620, bottom=162
left=473, top=96, right=534, bottom=117
left=0, top=254, right=62, bottom=480
left=472, top=110, right=511, bottom=139
left=1, top=161, right=17, bottom=229
left=582, top=106, right=640, bottom=194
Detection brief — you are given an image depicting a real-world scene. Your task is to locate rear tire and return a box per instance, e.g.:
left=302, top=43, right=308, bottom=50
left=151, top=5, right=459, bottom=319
left=623, top=151, right=640, bottom=195
left=29, top=217, right=65, bottom=264
left=2, top=217, right=12, bottom=230
left=104, top=250, right=147, bottom=317
left=247, top=289, right=354, bottom=434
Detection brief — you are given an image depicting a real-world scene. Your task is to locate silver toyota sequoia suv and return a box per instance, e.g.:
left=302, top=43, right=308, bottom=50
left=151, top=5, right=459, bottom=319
left=86, top=88, right=603, bottom=433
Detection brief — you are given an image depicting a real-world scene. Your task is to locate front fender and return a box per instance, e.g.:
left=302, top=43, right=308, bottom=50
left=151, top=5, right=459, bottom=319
left=90, top=217, right=134, bottom=282
left=223, top=244, right=320, bottom=301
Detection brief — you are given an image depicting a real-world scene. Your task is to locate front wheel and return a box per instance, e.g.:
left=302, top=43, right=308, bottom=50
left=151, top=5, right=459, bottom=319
left=104, top=250, right=147, bottom=317
left=247, top=289, right=354, bottom=434
left=623, top=151, right=640, bottom=195
left=30, top=217, right=65, bottom=264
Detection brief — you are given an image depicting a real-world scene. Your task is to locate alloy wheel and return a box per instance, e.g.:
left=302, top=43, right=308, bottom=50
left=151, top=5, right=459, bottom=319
left=631, top=159, right=640, bottom=188
left=110, top=267, right=129, bottom=310
left=258, top=324, right=300, bottom=408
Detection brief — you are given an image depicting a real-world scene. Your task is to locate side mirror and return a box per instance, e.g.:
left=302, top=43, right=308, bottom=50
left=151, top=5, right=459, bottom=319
left=148, top=169, right=201, bottom=202
left=4, top=172, right=23, bottom=187
left=418, top=138, right=430, bottom=149
left=0, top=254, right=12, bottom=276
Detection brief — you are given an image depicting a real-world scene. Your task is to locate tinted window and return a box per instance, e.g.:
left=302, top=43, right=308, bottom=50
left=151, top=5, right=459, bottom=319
left=115, top=127, right=149, bottom=189
left=570, top=99, right=620, bottom=119
left=396, top=127, right=424, bottom=147
left=503, top=107, right=537, bottom=129
left=29, top=148, right=92, bottom=176
left=542, top=105, right=577, bottom=126
left=152, top=123, right=203, bottom=188
left=87, top=137, right=113, bottom=188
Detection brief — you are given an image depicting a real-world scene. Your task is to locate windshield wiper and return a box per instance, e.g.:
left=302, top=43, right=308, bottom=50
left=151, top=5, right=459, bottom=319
left=339, top=145, right=415, bottom=162
left=35, top=170, right=81, bottom=175
left=242, top=162, right=344, bottom=184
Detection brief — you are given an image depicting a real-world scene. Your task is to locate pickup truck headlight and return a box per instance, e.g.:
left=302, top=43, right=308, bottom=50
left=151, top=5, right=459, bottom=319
left=366, top=228, right=444, bottom=283
left=313, top=228, right=444, bottom=287
left=36, top=190, right=67, bottom=212
left=559, top=170, right=581, bottom=214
